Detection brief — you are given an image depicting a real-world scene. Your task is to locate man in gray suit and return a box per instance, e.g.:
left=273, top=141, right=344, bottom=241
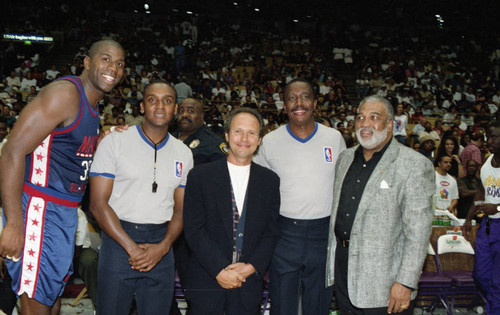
left=326, top=95, right=435, bottom=314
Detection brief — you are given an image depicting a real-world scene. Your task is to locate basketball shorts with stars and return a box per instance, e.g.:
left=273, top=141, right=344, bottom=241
left=6, top=187, right=79, bottom=306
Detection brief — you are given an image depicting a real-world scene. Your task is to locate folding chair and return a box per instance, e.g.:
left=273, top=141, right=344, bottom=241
left=174, top=271, right=188, bottom=311
left=260, top=272, right=271, bottom=314
left=416, top=244, right=453, bottom=314
left=436, top=234, right=486, bottom=312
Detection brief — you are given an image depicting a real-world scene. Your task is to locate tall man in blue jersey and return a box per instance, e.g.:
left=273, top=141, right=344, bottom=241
left=0, top=40, right=125, bottom=315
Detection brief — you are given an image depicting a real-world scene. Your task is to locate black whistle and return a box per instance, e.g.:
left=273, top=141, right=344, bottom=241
left=152, top=181, right=158, bottom=193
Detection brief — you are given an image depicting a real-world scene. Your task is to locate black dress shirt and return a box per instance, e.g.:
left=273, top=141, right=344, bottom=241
left=335, top=139, right=392, bottom=240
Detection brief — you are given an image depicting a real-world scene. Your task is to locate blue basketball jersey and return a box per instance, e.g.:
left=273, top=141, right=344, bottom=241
left=24, top=76, right=100, bottom=202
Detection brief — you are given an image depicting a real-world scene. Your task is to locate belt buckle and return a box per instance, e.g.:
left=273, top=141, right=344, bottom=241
left=337, top=238, right=349, bottom=248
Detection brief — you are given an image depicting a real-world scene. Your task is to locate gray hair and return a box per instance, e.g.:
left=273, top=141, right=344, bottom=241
left=358, top=95, right=394, bottom=121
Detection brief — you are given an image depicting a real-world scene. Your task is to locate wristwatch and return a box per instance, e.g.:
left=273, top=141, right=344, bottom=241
left=497, top=205, right=500, bottom=213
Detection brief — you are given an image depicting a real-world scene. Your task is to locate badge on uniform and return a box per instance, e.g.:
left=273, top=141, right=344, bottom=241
left=220, top=142, right=229, bottom=155
left=189, top=139, right=200, bottom=148
left=175, top=161, right=183, bottom=178
left=324, top=146, right=333, bottom=163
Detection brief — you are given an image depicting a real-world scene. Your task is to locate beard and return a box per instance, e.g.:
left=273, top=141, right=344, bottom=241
left=356, top=125, right=389, bottom=150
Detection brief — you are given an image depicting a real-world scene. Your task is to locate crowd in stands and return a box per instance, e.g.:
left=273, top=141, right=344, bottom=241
left=1, top=1, right=500, bottom=202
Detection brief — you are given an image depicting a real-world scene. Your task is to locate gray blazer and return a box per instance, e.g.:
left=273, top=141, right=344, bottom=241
left=326, top=139, right=435, bottom=308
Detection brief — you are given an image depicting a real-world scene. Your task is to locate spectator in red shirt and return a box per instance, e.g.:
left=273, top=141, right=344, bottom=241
left=460, top=132, right=484, bottom=175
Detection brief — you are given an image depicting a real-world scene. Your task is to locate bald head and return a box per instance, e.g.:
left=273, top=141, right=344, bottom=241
left=88, top=40, right=124, bottom=58
left=177, top=98, right=205, bottom=136
left=181, top=98, right=203, bottom=111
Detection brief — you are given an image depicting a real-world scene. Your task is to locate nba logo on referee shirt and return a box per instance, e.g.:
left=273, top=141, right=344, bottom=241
left=324, top=147, right=333, bottom=163
left=175, top=161, right=183, bottom=178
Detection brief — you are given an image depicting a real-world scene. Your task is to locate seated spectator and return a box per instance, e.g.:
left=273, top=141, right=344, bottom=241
left=211, top=80, right=226, bottom=99
left=126, top=85, right=143, bottom=107
left=45, top=64, right=60, bottom=81
left=109, top=89, right=123, bottom=107
left=413, top=142, right=420, bottom=151
left=124, top=106, right=143, bottom=126
left=419, top=135, right=436, bottom=162
left=369, top=72, right=384, bottom=92
left=433, top=119, right=445, bottom=138
left=264, top=113, right=279, bottom=134
left=355, top=73, right=370, bottom=98
left=104, top=107, right=121, bottom=126
left=4, top=71, right=20, bottom=92
left=393, top=104, right=408, bottom=144
left=2, top=105, right=16, bottom=129
left=116, top=117, right=126, bottom=126
left=434, top=155, right=459, bottom=216
left=315, top=116, right=332, bottom=128
left=19, top=71, right=37, bottom=92
left=419, top=121, right=441, bottom=142
left=411, top=107, right=425, bottom=124
left=461, top=112, right=474, bottom=127
left=25, top=86, right=38, bottom=104
left=435, top=135, right=464, bottom=178
left=334, top=121, right=347, bottom=135
left=241, top=95, right=258, bottom=109
left=457, top=160, right=481, bottom=218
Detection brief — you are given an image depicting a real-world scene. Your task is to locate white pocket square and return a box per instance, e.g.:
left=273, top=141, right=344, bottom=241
left=380, top=180, right=390, bottom=189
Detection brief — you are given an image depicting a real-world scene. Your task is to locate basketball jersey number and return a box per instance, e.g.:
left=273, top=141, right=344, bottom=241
left=80, top=160, right=92, bottom=181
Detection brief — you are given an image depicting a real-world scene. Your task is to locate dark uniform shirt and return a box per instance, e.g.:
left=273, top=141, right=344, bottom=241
left=335, top=139, right=392, bottom=240
left=173, top=125, right=227, bottom=166
left=457, top=175, right=481, bottom=218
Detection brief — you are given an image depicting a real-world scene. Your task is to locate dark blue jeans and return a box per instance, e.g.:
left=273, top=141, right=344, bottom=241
left=270, top=216, right=333, bottom=315
left=97, top=220, right=174, bottom=315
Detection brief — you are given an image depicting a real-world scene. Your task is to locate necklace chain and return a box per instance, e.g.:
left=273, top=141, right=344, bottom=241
left=141, top=124, right=168, bottom=193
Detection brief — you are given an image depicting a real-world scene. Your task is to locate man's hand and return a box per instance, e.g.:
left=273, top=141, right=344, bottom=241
left=462, top=220, right=473, bottom=241
left=445, top=206, right=457, bottom=216
left=226, top=262, right=256, bottom=280
left=98, top=125, right=130, bottom=145
left=387, top=282, right=411, bottom=314
left=0, top=224, right=24, bottom=261
left=475, top=203, right=499, bottom=217
left=216, top=268, right=245, bottom=289
left=129, top=243, right=168, bottom=272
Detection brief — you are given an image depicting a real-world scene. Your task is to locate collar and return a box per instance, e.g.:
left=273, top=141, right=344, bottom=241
left=355, top=137, right=393, bottom=161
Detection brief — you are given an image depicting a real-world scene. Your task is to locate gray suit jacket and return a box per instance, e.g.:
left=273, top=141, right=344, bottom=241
left=326, top=139, right=435, bottom=308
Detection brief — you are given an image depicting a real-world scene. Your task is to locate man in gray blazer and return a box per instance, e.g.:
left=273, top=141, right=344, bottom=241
left=326, top=95, right=435, bottom=314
